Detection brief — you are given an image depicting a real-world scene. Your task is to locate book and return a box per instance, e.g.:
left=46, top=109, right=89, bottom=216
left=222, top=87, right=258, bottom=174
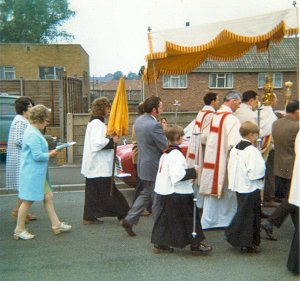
left=56, top=141, right=76, bottom=151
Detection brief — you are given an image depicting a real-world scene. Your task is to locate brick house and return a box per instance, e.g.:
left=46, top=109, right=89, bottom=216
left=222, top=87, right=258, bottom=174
left=90, top=79, right=143, bottom=112
left=144, top=38, right=298, bottom=111
left=0, top=43, right=90, bottom=97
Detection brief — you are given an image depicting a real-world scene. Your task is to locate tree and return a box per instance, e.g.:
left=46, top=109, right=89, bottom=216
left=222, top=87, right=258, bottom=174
left=112, top=71, right=123, bottom=81
left=0, top=0, right=75, bottom=43
left=126, top=71, right=139, bottom=80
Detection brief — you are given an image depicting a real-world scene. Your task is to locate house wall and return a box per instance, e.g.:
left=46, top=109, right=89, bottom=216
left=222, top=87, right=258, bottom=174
left=144, top=72, right=298, bottom=111
left=0, top=44, right=90, bottom=97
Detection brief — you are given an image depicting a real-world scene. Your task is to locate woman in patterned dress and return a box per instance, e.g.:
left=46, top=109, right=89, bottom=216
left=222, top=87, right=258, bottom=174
left=6, top=96, right=37, bottom=221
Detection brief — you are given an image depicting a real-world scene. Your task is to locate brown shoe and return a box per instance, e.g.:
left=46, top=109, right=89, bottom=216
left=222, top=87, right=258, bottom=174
left=83, top=218, right=104, bottom=225
left=121, top=219, right=136, bottom=237
left=191, top=242, right=213, bottom=255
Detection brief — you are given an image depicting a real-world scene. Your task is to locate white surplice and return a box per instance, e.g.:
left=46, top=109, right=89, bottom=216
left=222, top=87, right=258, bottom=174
left=234, top=103, right=257, bottom=125
left=199, top=105, right=241, bottom=229
left=186, top=105, right=215, bottom=207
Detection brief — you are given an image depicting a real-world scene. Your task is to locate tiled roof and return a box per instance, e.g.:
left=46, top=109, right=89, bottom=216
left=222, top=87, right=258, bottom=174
left=194, top=37, right=298, bottom=72
left=90, top=80, right=142, bottom=91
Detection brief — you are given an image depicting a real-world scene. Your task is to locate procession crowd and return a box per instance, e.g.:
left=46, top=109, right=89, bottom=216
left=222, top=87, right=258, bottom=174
left=5, top=87, right=299, bottom=275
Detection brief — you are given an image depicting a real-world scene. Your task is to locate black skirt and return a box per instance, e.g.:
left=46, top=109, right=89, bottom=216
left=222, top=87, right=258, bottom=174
left=83, top=177, right=130, bottom=221
left=225, top=189, right=261, bottom=248
left=151, top=193, right=205, bottom=249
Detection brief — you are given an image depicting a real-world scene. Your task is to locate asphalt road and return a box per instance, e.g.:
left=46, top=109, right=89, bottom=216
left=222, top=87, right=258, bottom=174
left=0, top=190, right=297, bottom=281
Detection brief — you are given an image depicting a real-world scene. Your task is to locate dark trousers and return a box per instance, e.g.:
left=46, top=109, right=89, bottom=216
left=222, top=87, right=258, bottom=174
left=132, top=164, right=152, bottom=211
left=287, top=206, right=299, bottom=275
left=263, top=150, right=276, bottom=202
left=268, top=176, right=293, bottom=228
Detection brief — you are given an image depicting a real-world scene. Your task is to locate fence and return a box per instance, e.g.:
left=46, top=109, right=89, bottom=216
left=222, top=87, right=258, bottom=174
left=0, top=77, right=87, bottom=140
left=66, top=111, right=197, bottom=164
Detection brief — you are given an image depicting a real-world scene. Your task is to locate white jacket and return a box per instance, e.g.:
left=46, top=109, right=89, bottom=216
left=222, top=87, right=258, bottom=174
left=81, top=119, right=114, bottom=178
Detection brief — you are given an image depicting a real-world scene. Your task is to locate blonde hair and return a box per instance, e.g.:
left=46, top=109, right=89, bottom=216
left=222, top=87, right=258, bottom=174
left=29, top=105, right=49, bottom=124
left=239, top=121, right=259, bottom=137
left=165, top=124, right=184, bottom=144
left=90, top=97, right=111, bottom=117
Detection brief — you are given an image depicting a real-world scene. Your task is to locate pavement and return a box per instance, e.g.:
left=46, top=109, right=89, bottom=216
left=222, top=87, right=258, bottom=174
left=0, top=189, right=297, bottom=281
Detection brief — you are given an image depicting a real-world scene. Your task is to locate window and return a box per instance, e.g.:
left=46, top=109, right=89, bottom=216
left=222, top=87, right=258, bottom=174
left=209, top=73, right=233, bottom=88
left=39, top=66, right=65, bottom=80
left=163, top=75, right=187, bottom=89
left=0, top=66, right=15, bottom=80
left=258, top=73, right=283, bottom=88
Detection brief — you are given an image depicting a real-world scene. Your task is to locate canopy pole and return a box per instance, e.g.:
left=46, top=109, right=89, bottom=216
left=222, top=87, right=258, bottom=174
left=152, top=60, right=158, bottom=97
left=294, top=4, right=299, bottom=93
left=147, top=27, right=158, bottom=97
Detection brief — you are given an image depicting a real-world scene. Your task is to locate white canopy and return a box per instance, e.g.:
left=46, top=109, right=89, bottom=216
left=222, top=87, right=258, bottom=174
left=143, top=8, right=299, bottom=82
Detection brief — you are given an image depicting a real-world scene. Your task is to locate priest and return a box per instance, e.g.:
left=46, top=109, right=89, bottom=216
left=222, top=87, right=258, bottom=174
left=199, top=91, right=242, bottom=229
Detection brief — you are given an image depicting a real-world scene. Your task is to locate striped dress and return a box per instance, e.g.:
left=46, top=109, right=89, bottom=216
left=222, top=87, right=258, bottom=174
left=6, top=115, right=29, bottom=190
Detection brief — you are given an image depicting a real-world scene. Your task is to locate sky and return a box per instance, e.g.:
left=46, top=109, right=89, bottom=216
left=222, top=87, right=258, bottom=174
left=61, top=0, right=296, bottom=76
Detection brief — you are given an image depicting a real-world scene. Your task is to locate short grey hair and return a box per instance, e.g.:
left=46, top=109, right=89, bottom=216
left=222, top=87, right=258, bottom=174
left=223, top=91, right=242, bottom=102
left=29, top=104, right=50, bottom=124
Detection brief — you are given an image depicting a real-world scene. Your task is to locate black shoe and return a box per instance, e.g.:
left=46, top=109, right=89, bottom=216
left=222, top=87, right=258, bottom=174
left=240, top=245, right=261, bottom=253
left=191, top=242, right=212, bottom=255
left=263, top=201, right=280, bottom=208
left=121, top=219, right=136, bottom=237
left=261, top=220, right=277, bottom=241
left=153, top=245, right=174, bottom=254
left=82, top=218, right=104, bottom=225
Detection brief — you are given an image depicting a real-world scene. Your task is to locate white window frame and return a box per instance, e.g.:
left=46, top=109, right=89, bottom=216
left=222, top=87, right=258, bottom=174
left=162, top=75, right=187, bottom=89
left=258, top=73, right=283, bottom=89
left=209, top=73, right=233, bottom=89
left=0, top=66, right=15, bottom=80
left=39, top=66, right=65, bottom=80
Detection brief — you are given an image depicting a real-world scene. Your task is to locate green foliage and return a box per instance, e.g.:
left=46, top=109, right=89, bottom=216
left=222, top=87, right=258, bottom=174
left=112, top=71, right=123, bottom=80
left=0, top=0, right=75, bottom=43
left=126, top=71, right=139, bottom=80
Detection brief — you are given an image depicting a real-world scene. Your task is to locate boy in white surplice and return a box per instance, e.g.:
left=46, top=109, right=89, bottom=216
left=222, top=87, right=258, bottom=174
left=151, top=125, right=212, bottom=255
left=225, top=121, right=266, bottom=253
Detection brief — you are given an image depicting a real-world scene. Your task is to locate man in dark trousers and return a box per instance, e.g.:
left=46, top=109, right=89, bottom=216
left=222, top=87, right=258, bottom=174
left=121, top=96, right=167, bottom=236
left=261, top=100, right=299, bottom=240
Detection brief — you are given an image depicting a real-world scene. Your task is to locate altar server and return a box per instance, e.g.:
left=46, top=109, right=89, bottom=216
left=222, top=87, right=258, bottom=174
left=225, top=121, right=265, bottom=253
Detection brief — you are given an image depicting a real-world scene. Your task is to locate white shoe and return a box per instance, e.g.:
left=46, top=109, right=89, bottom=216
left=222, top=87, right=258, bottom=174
left=53, top=222, right=72, bottom=235
left=14, top=230, right=35, bottom=240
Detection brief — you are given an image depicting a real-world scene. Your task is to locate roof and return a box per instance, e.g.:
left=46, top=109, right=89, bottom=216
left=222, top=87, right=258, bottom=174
left=194, top=37, right=298, bottom=72
left=90, top=80, right=142, bottom=91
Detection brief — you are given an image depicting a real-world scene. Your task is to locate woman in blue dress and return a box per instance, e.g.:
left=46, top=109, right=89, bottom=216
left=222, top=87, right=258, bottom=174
left=14, top=105, right=72, bottom=240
